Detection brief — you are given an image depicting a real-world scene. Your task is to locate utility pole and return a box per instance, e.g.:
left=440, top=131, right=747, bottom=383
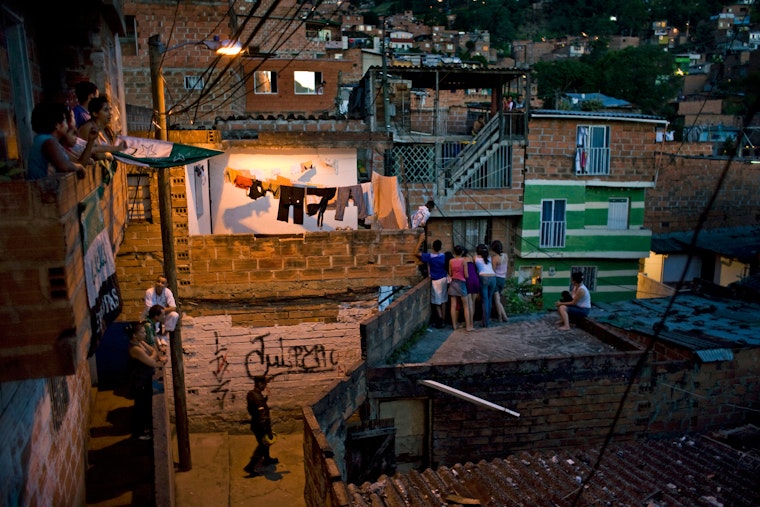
left=148, top=34, right=192, bottom=472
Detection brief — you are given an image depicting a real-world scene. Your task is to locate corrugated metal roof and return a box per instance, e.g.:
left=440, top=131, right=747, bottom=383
left=366, top=65, right=524, bottom=90
left=564, top=92, right=633, bottom=108
left=696, top=348, right=735, bottom=362
left=348, top=433, right=760, bottom=506
left=651, top=226, right=760, bottom=260
left=531, top=109, right=667, bottom=123
left=592, top=293, right=760, bottom=348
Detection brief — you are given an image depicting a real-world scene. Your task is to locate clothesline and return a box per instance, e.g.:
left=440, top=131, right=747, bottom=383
left=222, top=167, right=409, bottom=229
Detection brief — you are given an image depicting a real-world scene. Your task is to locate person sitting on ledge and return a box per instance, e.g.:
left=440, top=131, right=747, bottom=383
left=555, top=271, right=591, bottom=331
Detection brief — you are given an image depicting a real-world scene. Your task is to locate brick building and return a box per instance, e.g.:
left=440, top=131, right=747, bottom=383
left=122, top=0, right=361, bottom=128
left=0, top=2, right=127, bottom=504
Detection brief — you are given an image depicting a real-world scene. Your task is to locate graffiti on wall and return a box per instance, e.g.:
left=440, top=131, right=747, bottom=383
left=210, top=332, right=231, bottom=408
left=245, top=332, right=340, bottom=378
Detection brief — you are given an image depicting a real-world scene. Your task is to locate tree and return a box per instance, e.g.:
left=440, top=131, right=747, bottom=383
left=533, top=59, right=596, bottom=108
left=594, top=45, right=681, bottom=115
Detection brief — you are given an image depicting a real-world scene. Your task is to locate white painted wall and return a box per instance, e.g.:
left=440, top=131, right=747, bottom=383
left=196, top=148, right=359, bottom=235
left=163, top=304, right=374, bottom=431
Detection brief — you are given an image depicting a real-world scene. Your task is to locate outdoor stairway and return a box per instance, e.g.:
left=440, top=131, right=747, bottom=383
left=435, top=114, right=511, bottom=208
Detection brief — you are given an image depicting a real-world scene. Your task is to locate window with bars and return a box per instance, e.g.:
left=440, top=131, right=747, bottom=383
left=388, top=144, right=435, bottom=182
left=607, top=197, right=629, bottom=229
left=570, top=266, right=597, bottom=291
left=575, top=125, right=610, bottom=175
left=127, top=174, right=152, bottom=222
left=184, top=76, right=205, bottom=90
left=540, top=199, right=566, bottom=248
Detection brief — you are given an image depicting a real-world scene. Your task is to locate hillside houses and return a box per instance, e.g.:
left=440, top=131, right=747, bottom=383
left=1, top=0, right=760, bottom=504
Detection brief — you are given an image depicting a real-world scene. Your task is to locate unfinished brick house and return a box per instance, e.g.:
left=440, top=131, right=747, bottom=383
left=0, top=1, right=128, bottom=504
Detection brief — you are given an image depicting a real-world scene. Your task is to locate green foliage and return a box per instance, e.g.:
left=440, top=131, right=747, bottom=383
left=533, top=59, right=594, bottom=107
left=594, top=45, right=682, bottom=115
left=503, top=278, right=544, bottom=315
left=535, top=45, right=682, bottom=116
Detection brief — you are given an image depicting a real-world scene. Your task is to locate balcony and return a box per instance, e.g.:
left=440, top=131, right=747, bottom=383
left=0, top=166, right=127, bottom=381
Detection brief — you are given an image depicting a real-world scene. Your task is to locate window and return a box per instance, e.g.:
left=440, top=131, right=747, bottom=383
left=254, top=71, right=277, bottom=94
left=570, top=266, right=597, bottom=291
left=453, top=218, right=491, bottom=252
left=127, top=174, right=152, bottom=222
left=184, top=76, right=205, bottom=90
left=607, top=198, right=629, bottom=229
left=540, top=199, right=566, bottom=248
left=294, top=71, right=323, bottom=94
left=306, top=23, right=333, bottom=41
left=120, top=15, right=138, bottom=56
left=576, top=125, right=610, bottom=175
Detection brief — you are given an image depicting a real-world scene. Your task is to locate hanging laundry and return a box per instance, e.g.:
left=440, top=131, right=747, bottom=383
left=224, top=167, right=253, bottom=184
left=334, top=185, right=368, bottom=221
left=371, top=172, right=408, bottom=230
left=234, top=174, right=254, bottom=189
left=247, top=179, right=267, bottom=200
left=277, top=186, right=305, bottom=224
left=306, top=187, right=337, bottom=228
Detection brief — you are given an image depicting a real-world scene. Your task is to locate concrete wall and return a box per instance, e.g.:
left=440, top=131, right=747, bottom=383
left=303, top=278, right=431, bottom=507
left=361, top=280, right=431, bottom=367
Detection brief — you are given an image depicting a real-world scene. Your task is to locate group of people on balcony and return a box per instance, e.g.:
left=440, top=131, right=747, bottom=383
left=27, top=81, right=125, bottom=185
left=124, top=275, right=180, bottom=441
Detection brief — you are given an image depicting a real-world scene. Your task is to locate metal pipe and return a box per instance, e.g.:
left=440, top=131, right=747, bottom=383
left=418, top=379, right=520, bottom=417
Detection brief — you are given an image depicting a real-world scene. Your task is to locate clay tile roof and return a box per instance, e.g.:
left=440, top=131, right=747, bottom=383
left=348, top=432, right=760, bottom=506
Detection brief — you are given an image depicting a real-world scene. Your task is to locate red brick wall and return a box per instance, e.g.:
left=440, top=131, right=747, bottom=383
left=242, top=59, right=355, bottom=114
left=366, top=345, right=759, bottom=466
left=117, top=164, right=424, bottom=320
left=527, top=117, right=660, bottom=181
left=123, top=0, right=357, bottom=124
left=647, top=146, right=760, bottom=233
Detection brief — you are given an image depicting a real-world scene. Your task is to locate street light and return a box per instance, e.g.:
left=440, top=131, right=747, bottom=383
left=148, top=33, right=241, bottom=471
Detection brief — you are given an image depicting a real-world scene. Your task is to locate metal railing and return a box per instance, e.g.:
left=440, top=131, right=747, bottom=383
left=540, top=220, right=566, bottom=248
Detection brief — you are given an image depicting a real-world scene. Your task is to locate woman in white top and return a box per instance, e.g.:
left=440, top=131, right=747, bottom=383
left=474, top=244, right=497, bottom=327
left=555, top=272, right=591, bottom=330
left=490, top=240, right=509, bottom=323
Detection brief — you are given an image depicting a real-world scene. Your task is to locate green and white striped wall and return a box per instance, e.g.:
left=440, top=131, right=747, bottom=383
left=514, top=180, right=653, bottom=303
